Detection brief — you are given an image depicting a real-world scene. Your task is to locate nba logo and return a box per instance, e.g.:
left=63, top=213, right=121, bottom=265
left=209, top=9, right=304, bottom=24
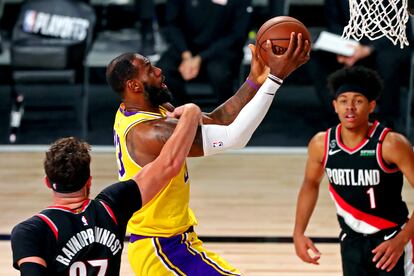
left=81, top=216, right=88, bottom=226
left=23, top=10, right=37, bottom=33
left=212, top=141, right=223, bottom=148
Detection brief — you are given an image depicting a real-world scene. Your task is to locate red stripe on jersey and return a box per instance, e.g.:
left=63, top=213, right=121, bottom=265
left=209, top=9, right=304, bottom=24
left=368, top=121, right=380, bottom=137
left=99, top=201, right=118, bottom=225
left=329, top=184, right=398, bottom=229
left=376, top=128, right=399, bottom=173
left=46, top=199, right=91, bottom=214
left=80, top=199, right=91, bottom=212
left=322, top=128, right=330, bottom=168
left=36, top=214, right=58, bottom=240
left=46, top=205, right=72, bottom=212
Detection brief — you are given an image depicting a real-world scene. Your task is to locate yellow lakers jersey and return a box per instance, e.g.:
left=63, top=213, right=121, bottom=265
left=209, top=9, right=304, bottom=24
left=113, top=104, right=197, bottom=237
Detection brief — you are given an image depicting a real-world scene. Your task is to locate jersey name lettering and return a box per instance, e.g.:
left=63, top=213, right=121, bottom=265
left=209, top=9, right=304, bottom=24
left=326, top=168, right=380, bottom=186
left=56, top=226, right=122, bottom=266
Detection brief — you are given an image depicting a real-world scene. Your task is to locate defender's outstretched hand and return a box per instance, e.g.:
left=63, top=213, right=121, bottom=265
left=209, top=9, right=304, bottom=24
left=166, top=103, right=203, bottom=124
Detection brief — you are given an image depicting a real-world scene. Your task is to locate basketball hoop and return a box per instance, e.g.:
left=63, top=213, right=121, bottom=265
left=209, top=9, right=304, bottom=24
left=343, top=0, right=410, bottom=48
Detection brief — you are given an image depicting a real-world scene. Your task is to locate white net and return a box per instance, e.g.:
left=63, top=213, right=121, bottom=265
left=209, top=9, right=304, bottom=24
left=342, top=0, right=410, bottom=48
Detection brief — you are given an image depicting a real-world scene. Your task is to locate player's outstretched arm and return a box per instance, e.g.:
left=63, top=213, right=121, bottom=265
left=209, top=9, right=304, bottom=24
left=129, top=34, right=310, bottom=162
left=203, top=32, right=310, bottom=126
left=133, top=103, right=201, bottom=205
left=293, top=132, right=325, bottom=265
left=200, top=34, right=310, bottom=156
left=371, top=132, right=414, bottom=272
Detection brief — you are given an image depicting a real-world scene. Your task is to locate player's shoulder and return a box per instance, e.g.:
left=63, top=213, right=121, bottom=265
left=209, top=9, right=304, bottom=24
left=381, top=130, right=414, bottom=165
left=309, top=131, right=327, bottom=147
left=129, top=115, right=174, bottom=131
left=306, top=131, right=327, bottom=160
left=96, top=180, right=141, bottom=208
left=97, top=179, right=138, bottom=199
left=382, top=130, right=412, bottom=151
left=128, top=116, right=177, bottom=145
left=12, top=215, right=49, bottom=239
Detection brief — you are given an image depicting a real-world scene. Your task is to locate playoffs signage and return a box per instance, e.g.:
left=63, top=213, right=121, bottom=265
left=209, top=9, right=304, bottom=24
left=23, top=10, right=90, bottom=41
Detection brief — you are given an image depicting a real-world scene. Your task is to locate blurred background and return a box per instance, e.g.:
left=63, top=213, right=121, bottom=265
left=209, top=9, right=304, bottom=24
left=0, top=0, right=412, bottom=146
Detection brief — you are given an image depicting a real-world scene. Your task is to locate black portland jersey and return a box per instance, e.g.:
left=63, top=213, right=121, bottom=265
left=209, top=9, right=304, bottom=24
left=323, top=121, right=408, bottom=234
left=11, top=179, right=141, bottom=275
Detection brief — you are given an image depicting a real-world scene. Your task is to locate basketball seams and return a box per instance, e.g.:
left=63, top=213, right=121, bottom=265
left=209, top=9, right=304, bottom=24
left=258, top=39, right=290, bottom=51
left=257, top=22, right=304, bottom=57
left=256, top=20, right=304, bottom=43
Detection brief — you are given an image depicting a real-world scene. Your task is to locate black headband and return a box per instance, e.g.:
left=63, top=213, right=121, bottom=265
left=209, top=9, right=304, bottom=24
left=47, top=177, right=87, bottom=193
left=335, top=83, right=377, bottom=101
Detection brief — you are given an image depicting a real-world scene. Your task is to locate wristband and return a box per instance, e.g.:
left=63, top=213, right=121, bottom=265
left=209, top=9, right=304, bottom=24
left=246, top=78, right=260, bottom=91
left=268, top=74, right=283, bottom=85
left=19, top=262, right=47, bottom=275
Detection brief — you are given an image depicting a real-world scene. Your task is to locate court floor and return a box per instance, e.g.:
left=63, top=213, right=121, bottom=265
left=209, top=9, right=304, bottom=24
left=1, top=149, right=413, bottom=275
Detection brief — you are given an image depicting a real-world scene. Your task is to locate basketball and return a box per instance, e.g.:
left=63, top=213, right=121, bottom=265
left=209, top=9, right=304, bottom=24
left=256, top=16, right=311, bottom=66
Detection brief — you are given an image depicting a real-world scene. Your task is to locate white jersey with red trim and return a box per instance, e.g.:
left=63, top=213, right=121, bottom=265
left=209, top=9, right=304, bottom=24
left=323, top=121, right=408, bottom=234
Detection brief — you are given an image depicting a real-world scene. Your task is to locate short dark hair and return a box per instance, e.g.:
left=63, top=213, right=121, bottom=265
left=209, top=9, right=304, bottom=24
left=327, top=66, right=383, bottom=101
left=106, top=53, right=139, bottom=98
left=44, top=137, right=91, bottom=193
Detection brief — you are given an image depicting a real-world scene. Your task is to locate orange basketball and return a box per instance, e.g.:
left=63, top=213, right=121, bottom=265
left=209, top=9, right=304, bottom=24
left=256, top=16, right=311, bottom=66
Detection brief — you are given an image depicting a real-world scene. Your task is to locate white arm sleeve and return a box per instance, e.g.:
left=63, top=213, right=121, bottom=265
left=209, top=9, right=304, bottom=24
left=201, top=77, right=280, bottom=156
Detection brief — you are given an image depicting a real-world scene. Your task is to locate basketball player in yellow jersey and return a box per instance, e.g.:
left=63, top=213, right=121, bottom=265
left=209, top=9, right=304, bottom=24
left=107, top=34, right=311, bottom=275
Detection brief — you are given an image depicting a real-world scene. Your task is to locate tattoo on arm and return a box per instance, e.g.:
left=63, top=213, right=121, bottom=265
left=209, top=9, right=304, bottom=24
left=206, top=82, right=256, bottom=125
left=127, top=119, right=176, bottom=166
left=155, top=127, right=173, bottom=145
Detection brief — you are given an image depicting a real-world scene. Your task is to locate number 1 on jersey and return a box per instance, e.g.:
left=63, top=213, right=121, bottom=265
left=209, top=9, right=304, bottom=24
left=366, top=187, right=376, bottom=209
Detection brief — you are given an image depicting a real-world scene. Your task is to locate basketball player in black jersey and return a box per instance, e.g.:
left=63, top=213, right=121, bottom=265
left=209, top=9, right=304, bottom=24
left=11, top=103, right=201, bottom=275
left=293, top=66, right=414, bottom=275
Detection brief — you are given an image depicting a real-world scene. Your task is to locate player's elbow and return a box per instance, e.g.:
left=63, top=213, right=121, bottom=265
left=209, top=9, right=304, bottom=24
left=233, top=140, right=249, bottom=150
left=231, top=132, right=252, bottom=149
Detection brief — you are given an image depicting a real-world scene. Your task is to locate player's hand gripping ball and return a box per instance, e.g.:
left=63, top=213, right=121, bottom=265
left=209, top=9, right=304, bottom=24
left=256, top=16, right=311, bottom=66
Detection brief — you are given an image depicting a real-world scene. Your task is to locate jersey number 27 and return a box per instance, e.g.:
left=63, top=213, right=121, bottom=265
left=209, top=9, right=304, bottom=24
left=69, top=259, right=108, bottom=276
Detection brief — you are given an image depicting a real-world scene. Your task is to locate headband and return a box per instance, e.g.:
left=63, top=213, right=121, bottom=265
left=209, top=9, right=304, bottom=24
left=47, top=177, right=86, bottom=193
left=335, top=83, right=377, bottom=101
